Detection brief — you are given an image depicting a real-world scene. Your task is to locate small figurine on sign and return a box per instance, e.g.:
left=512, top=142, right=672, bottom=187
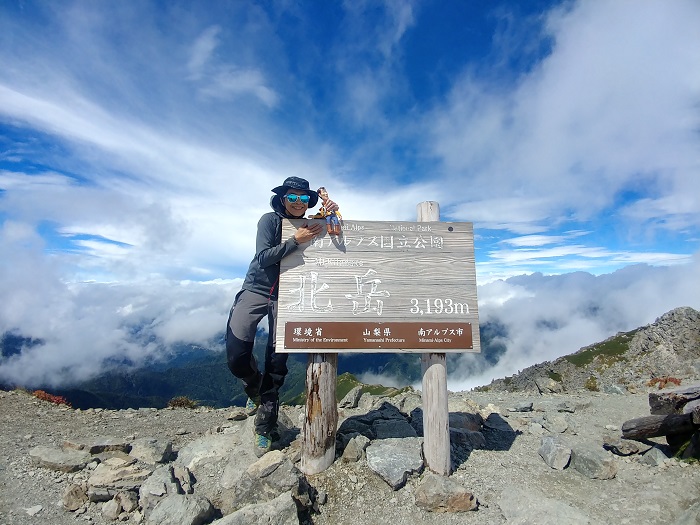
left=312, top=186, right=342, bottom=235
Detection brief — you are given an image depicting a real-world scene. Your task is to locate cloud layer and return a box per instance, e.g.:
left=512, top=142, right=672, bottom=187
left=0, top=1, right=699, bottom=388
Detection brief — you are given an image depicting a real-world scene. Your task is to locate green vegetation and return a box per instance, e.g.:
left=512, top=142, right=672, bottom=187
left=564, top=329, right=638, bottom=368
left=167, top=396, right=199, bottom=409
left=548, top=371, right=563, bottom=383
left=673, top=438, right=699, bottom=462
left=290, top=372, right=413, bottom=405
left=337, top=372, right=362, bottom=400
left=584, top=376, right=599, bottom=391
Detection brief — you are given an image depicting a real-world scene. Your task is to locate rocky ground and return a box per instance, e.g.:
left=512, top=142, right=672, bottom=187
left=1, top=384, right=699, bottom=525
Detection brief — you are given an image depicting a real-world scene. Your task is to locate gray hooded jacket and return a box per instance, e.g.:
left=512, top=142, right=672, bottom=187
left=241, top=195, right=300, bottom=300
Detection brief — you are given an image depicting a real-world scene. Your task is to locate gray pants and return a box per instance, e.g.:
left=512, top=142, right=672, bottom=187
left=225, top=289, right=288, bottom=436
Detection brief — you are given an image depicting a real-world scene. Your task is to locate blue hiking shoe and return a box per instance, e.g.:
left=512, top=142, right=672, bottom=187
left=254, top=433, right=272, bottom=457
left=245, top=396, right=260, bottom=416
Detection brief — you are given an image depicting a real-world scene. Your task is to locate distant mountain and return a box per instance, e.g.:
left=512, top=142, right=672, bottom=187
left=0, top=314, right=596, bottom=410
left=0, top=332, right=43, bottom=359
left=481, top=306, right=700, bottom=394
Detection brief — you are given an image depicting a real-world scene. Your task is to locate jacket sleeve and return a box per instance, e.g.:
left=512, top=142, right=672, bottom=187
left=255, top=214, right=298, bottom=268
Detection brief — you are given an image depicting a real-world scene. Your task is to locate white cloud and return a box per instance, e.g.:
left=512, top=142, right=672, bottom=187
left=450, top=253, right=700, bottom=391
left=187, top=26, right=221, bottom=79
left=429, top=0, right=700, bottom=235
left=0, top=1, right=698, bottom=391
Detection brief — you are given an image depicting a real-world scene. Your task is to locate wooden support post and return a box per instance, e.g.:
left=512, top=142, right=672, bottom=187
left=301, top=352, right=338, bottom=475
left=622, top=412, right=698, bottom=440
left=418, top=201, right=451, bottom=476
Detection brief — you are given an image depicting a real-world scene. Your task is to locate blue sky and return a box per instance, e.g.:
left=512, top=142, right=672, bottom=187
left=1, top=0, right=699, bottom=389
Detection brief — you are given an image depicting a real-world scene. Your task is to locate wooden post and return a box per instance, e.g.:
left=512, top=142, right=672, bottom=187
left=418, top=201, right=451, bottom=476
left=300, top=353, right=338, bottom=475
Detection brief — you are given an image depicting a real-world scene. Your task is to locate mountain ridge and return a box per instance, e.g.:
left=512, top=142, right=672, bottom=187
left=481, top=306, right=700, bottom=394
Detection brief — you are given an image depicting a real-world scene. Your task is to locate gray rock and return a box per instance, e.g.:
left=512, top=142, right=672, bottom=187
left=129, top=437, right=173, bottom=465
left=604, top=384, right=627, bottom=395
left=682, top=398, right=700, bottom=415
left=211, top=492, right=298, bottom=525
left=64, top=436, right=130, bottom=454
left=29, top=445, right=92, bottom=473
left=356, top=401, right=406, bottom=424
left=139, top=465, right=182, bottom=518
left=337, top=418, right=375, bottom=440
left=357, top=392, right=380, bottom=410
left=339, top=386, right=363, bottom=408
left=602, top=434, right=653, bottom=456
left=24, top=505, right=42, bottom=516
left=449, top=428, right=486, bottom=450
left=542, top=413, right=568, bottom=434
left=341, top=434, right=370, bottom=462
left=529, top=422, right=545, bottom=436
left=116, top=490, right=139, bottom=512
left=226, top=408, right=248, bottom=421
left=570, top=444, right=618, bottom=479
left=509, top=401, right=534, bottom=412
left=88, top=459, right=153, bottom=492
left=448, top=412, right=483, bottom=431
left=146, top=494, right=214, bottom=525
left=176, top=434, right=239, bottom=471
left=538, top=435, right=571, bottom=470
left=498, top=485, right=594, bottom=524
left=173, top=464, right=194, bottom=494
left=482, top=413, right=516, bottom=450
left=228, top=450, right=301, bottom=512
left=393, top=390, right=423, bottom=416
left=366, top=437, right=424, bottom=490
left=641, top=445, right=672, bottom=466
left=62, top=483, right=88, bottom=511
left=414, top=472, right=477, bottom=512
left=95, top=450, right=136, bottom=466
left=102, top=497, right=121, bottom=520
left=670, top=501, right=700, bottom=525
left=535, top=376, right=564, bottom=394
left=556, top=401, right=576, bottom=413
left=409, top=407, right=424, bottom=437
left=372, top=418, right=418, bottom=439
left=87, top=487, right=113, bottom=503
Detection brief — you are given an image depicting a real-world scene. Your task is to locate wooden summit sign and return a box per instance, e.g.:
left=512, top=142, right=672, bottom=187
left=277, top=219, right=480, bottom=353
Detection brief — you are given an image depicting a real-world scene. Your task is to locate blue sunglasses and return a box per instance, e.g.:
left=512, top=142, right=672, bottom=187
left=285, top=194, right=310, bottom=204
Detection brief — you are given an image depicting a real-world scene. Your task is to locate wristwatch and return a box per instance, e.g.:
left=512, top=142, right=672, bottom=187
left=291, top=236, right=300, bottom=246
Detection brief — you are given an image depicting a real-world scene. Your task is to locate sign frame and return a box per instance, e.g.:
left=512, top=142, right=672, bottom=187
left=276, top=219, right=480, bottom=353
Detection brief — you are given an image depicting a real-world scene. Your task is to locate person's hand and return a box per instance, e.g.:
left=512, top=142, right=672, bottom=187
left=294, top=222, right=322, bottom=244
left=324, top=199, right=339, bottom=213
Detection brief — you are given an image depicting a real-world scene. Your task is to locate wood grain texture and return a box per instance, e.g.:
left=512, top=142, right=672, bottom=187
left=300, top=353, right=338, bottom=475
left=277, top=218, right=480, bottom=353
left=621, top=413, right=697, bottom=439
left=418, top=202, right=451, bottom=476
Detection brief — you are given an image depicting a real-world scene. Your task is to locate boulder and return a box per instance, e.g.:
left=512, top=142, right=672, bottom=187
left=145, top=494, right=215, bottom=525
left=211, top=492, right=298, bottom=525
left=129, top=437, right=173, bottom=465
left=366, top=437, right=423, bottom=490
left=538, top=435, right=571, bottom=470
left=414, top=472, right=477, bottom=512
left=570, top=444, right=617, bottom=479
left=29, top=446, right=92, bottom=473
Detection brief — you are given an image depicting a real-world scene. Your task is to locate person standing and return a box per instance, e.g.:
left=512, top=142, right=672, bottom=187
left=225, top=176, right=337, bottom=456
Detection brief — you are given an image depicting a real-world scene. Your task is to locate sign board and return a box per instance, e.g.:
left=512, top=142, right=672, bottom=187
left=276, top=219, right=480, bottom=353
